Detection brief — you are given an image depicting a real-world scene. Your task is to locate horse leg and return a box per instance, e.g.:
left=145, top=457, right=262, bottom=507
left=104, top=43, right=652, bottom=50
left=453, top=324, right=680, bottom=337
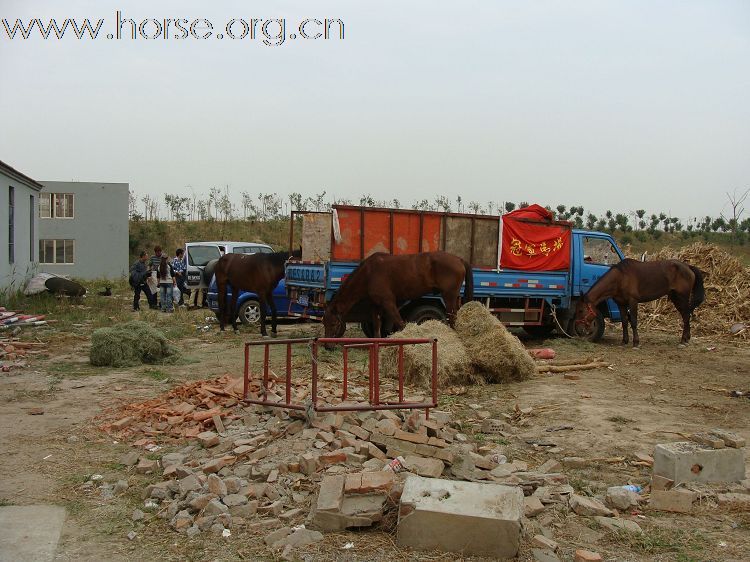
left=617, top=303, right=629, bottom=345
left=267, top=291, right=278, bottom=337
left=217, top=280, right=226, bottom=331
left=670, top=292, right=691, bottom=344
left=258, top=295, right=268, bottom=338
left=629, top=301, right=640, bottom=348
left=380, top=299, right=406, bottom=333
left=230, top=290, right=240, bottom=333
left=371, top=307, right=382, bottom=339
left=443, top=290, right=460, bottom=327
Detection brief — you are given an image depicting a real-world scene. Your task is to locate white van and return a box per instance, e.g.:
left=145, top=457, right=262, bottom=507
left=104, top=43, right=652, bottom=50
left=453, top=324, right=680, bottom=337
left=184, top=241, right=274, bottom=291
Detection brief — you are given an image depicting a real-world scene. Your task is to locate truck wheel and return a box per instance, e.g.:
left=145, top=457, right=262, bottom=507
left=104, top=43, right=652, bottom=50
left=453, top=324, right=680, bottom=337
left=238, top=300, right=261, bottom=325
left=405, top=304, right=446, bottom=325
left=522, top=325, right=555, bottom=338
left=567, top=311, right=605, bottom=342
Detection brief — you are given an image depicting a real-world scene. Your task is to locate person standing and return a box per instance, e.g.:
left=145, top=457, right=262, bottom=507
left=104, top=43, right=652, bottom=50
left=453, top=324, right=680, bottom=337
left=157, top=255, right=176, bottom=312
left=149, top=245, right=164, bottom=306
left=129, top=251, right=157, bottom=311
left=172, top=248, right=187, bottom=306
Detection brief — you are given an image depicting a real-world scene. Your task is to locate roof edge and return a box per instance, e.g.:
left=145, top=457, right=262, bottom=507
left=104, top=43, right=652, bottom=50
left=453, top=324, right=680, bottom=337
left=0, top=159, right=44, bottom=191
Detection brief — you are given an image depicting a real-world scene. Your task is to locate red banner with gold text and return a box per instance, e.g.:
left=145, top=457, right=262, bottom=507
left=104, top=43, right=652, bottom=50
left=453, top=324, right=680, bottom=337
left=499, top=205, right=571, bottom=271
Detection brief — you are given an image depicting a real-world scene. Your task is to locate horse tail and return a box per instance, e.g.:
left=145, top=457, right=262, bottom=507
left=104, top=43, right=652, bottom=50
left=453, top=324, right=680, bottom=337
left=462, top=259, right=474, bottom=302
left=688, top=265, right=705, bottom=313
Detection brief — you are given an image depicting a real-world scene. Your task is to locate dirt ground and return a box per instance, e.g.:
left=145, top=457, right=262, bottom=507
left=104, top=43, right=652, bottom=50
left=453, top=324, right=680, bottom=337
left=1, top=305, right=749, bottom=562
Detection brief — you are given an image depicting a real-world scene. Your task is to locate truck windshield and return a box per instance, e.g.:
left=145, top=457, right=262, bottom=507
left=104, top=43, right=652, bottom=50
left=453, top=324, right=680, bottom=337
left=188, top=245, right=221, bottom=266
left=582, top=237, right=619, bottom=266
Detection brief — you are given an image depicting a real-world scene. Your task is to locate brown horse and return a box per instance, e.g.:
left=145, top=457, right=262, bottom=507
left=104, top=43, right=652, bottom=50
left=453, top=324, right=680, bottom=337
left=323, top=251, right=474, bottom=343
left=574, top=259, right=705, bottom=347
left=215, top=250, right=298, bottom=336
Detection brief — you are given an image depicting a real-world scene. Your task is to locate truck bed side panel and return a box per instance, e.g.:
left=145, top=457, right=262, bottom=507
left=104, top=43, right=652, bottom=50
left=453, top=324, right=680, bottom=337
left=473, top=270, right=569, bottom=300
left=332, top=208, right=443, bottom=260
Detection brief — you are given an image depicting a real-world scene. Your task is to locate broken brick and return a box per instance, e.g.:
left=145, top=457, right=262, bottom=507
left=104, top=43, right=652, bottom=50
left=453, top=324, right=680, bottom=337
left=394, top=430, right=429, bottom=445
left=574, top=550, right=602, bottom=562
left=197, top=431, right=220, bottom=448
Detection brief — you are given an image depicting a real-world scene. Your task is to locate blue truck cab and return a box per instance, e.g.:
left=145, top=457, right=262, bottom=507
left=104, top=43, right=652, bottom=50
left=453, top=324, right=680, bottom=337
left=285, top=207, right=625, bottom=341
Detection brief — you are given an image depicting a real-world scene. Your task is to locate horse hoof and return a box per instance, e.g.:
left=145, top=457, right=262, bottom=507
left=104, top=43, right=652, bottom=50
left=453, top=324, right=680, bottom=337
left=678, top=343, right=688, bottom=348
left=271, top=332, right=278, bottom=339
left=632, top=345, right=640, bottom=350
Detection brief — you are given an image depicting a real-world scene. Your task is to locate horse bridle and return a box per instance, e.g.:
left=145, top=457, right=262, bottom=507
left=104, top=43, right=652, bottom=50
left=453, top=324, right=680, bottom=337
left=575, top=302, right=598, bottom=326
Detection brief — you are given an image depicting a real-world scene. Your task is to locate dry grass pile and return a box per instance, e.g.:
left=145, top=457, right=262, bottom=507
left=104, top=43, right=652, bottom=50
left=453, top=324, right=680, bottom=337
left=639, top=243, right=750, bottom=339
left=381, top=320, right=477, bottom=386
left=90, top=320, right=176, bottom=367
left=455, top=301, right=537, bottom=382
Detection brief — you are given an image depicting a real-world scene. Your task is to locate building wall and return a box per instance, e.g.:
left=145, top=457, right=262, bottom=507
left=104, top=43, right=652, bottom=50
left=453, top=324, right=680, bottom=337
left=38, top=181, right=129, bottom=280
left=0, top=173, right=39, bottom=291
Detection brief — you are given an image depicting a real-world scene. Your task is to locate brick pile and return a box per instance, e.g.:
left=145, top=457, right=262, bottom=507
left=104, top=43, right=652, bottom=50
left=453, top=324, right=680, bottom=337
left=97, top=376, right=748, bottom=559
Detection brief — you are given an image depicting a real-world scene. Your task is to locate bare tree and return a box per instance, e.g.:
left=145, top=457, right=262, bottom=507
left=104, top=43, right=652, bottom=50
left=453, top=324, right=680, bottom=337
left=723, top=188, right=750, bottom=246
left=288, top=192, right=303, bottom=211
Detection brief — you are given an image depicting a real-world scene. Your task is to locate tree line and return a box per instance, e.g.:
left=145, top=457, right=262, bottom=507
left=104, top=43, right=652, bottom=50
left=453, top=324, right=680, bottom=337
left=128, top=188, right=750, bottom=244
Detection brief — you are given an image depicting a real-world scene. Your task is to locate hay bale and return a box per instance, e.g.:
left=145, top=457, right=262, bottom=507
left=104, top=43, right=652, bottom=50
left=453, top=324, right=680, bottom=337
left=382, top=320, right=476, bottom=387
left=455, top=301, right=536, bottom=383
left=90, top=321, right=176, bottom=367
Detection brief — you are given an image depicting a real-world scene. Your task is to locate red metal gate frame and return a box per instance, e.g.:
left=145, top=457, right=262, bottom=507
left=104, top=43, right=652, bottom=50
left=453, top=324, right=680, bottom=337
left=242, top=337, right=438, bottom=416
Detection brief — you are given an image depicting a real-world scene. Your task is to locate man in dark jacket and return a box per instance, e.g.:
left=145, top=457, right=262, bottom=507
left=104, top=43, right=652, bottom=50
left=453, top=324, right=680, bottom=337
left=130, top=251, right=157, bottom=311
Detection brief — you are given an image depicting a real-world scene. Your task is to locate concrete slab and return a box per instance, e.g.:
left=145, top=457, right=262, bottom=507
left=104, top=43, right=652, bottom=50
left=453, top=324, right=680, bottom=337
left=0, top=505, right=66, bottom=562
left=397, top=475, right=523, bottom=558
left=653, top=442, right=746, bottom=484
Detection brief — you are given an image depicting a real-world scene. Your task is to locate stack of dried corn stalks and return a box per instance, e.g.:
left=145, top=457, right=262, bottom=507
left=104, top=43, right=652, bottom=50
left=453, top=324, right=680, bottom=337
left=639, top=242, right=750, bottom=339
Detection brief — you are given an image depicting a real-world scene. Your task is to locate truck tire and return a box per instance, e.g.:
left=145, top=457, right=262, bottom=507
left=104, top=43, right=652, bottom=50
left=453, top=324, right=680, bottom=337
left=522, top=325, right=555, bottom=338
left=238, top=299, right=262, bottom=325
left=404, top=304, right=446, bottom=325
left=567, top=310, right=605, bottom=342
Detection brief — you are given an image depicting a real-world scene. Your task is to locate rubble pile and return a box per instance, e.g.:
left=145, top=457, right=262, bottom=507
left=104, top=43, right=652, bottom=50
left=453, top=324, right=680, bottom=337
left=94, top=376, right=749, bottom=560
left=0, top=337, right=45, bottom=372
left=99, top=375, right=247, bottom=439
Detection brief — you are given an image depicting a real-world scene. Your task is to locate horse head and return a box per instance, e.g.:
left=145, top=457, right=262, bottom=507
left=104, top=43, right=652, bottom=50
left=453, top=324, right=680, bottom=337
left=322, top=302, right=347, bottom=349
left=574, top=299, right=598, bottom=329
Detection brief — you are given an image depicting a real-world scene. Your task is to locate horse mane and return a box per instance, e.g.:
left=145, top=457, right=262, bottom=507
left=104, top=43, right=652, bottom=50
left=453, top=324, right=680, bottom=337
left=583, top=258, right=628, bottom=302
left=328, top=257, right=371, bottom=308
left=267, top=251, right=291, bottom=266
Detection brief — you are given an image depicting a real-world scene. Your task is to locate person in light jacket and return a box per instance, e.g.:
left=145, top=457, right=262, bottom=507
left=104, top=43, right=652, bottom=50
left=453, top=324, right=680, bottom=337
left=157, top=255, right=176, bottom=313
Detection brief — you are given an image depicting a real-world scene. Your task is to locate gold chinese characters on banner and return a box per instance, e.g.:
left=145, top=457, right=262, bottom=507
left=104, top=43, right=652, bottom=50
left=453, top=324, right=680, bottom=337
left=509, top=237, right=564, bottom=257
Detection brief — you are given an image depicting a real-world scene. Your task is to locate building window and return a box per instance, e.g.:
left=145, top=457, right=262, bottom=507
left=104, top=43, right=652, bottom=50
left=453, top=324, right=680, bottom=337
left=39, top=239, right=75, bottom=264
left=8, top=186, right=14, bottom=263
left=39, top=193, right=74, bottom=219
left=29, top=195, right=34, bottom=261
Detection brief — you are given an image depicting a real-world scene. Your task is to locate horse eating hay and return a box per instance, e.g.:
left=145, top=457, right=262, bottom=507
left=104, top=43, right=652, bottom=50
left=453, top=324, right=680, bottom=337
left=323, top=251, right=474, bottom=342
left=574, top=258, right=705, bottom=347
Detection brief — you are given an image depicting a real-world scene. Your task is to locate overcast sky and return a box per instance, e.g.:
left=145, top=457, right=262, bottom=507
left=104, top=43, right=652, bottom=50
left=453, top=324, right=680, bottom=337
left=1, top=0, right=748, bottom=220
